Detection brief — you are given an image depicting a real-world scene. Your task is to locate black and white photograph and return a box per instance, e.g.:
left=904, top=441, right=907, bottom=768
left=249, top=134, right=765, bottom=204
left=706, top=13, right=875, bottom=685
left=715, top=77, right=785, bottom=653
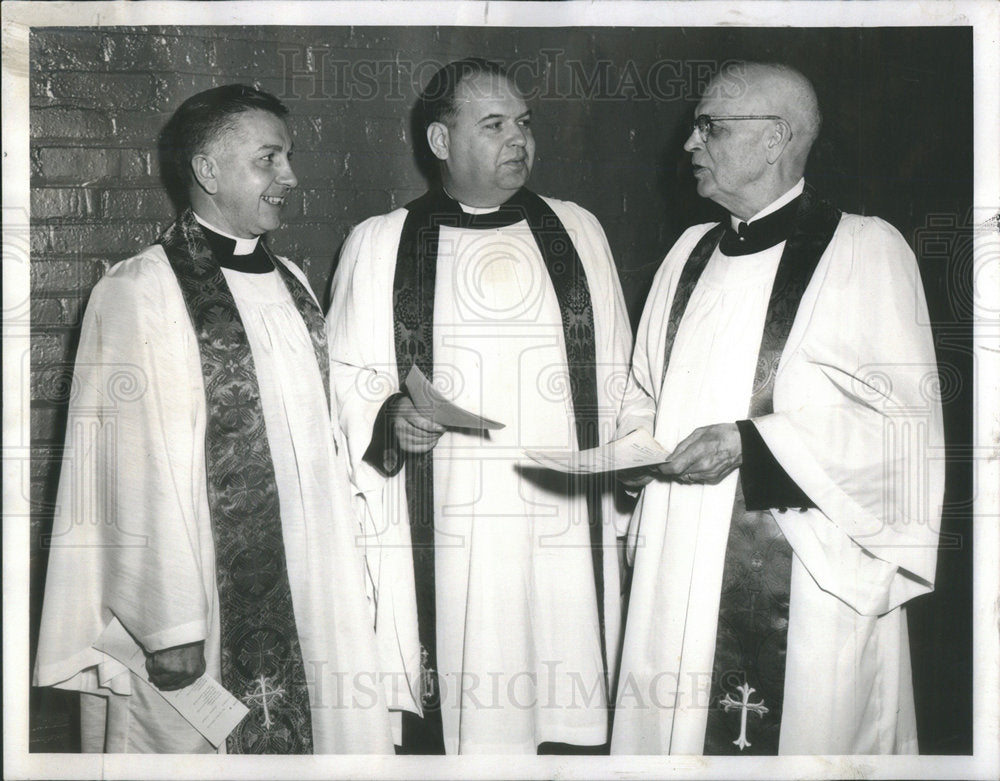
left=3, top=1, right=998, bottom=779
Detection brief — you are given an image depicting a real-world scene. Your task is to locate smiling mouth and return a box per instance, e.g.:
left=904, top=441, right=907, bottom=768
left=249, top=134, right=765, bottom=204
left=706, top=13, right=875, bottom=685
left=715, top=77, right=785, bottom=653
left=261, top=195, right=286, bottom=206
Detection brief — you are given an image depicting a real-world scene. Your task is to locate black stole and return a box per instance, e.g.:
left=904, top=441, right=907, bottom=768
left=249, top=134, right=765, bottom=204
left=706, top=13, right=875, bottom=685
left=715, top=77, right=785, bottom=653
left=160, top=209, right=329, bottom=754
left=392, top=188, right=605, bottom=744
left=659, top=186, right=840, bottom=755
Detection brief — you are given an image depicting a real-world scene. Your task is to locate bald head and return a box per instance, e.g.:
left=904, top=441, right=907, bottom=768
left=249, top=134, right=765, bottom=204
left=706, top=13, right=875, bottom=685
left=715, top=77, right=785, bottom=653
left=711, top=62, right=821, bottom=172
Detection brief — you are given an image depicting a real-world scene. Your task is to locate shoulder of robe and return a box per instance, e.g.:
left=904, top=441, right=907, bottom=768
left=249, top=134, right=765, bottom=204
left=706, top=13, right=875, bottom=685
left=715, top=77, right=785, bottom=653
left=104, top=243, right=169, bottom=277
left=836, top=212, right=911, bottom=250
left=675, top=220, right=722, bottom=246
left=538, top=194, right=606, bottom=235
left=656, top=221, right=721, bottom=270
left=89, top=245, right=201, bottom=341
left=636, top=221, right=722, bottom=305
left=98, top=244, right=178, bottom=301
left=346, top=208, right=409, bottom=247
left=825, top=212, right=919, bottom=284
left=336, top=208, right=409, bottom=278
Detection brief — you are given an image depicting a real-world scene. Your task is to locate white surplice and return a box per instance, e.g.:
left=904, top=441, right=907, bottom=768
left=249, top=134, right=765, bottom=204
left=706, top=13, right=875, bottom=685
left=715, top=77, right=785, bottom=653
left=33, top=247, right=394, bottom=754
left=611, top=213, right=943, bottom=755
left=327, top=196, right=633, bottom=753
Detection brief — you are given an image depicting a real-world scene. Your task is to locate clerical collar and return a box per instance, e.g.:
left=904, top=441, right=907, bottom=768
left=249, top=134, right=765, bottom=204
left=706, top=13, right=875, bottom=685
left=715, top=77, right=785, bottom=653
left=193, top=213, right=259, bottom=254
left=733, top=179, right=806, bottom=229
left=446, top=190, right=503, bottom=216
left=719, top=179, right=805, bottom=257
left=192, top=212, right=274, bottom=273
left=427, top=188, right=530, bottom=229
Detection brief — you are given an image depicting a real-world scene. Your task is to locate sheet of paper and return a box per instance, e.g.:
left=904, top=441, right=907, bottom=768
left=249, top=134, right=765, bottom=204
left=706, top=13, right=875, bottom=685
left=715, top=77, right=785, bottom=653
left=523, top=428, right=672, bottom=474
left=404, top=365, right=505, bottom=430
left=94, top=619, right=248, bottom=748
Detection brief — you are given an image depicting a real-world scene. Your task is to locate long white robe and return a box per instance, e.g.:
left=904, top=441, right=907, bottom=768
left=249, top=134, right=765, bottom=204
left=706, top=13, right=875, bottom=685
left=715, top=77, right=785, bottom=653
left=33, top=246, right=394, bottom=754
left=611, top=214, right=943, bottom=755
left=327, top=196, right=633, bottom=753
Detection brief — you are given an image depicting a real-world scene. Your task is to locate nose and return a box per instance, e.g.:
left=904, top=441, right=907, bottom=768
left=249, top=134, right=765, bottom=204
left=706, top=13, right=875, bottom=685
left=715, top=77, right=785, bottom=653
left=682, top=125, right=703, bottom=153
left=507, top=123, right=528, bottom=147
left=277, top=156, right=298, bottom=189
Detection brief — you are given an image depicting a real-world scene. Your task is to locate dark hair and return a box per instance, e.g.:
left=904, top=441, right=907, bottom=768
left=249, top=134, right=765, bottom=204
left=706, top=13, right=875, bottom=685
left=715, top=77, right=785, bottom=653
left=416, top=57, right=510, bottom=132
left=157, top=84, right=289, bottom=209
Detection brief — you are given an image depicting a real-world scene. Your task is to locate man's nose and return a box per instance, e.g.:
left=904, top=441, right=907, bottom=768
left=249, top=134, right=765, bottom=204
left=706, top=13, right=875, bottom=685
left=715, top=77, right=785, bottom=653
left=507, top=124, right=527, bottom=146
left=277, top=158, right=298, bottom=189
left=682, top=126, right=703, bottom=152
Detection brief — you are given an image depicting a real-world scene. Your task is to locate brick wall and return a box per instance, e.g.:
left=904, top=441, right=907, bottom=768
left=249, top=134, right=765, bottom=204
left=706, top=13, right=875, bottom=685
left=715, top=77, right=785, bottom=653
left=28, top=25, right=973, bottom=752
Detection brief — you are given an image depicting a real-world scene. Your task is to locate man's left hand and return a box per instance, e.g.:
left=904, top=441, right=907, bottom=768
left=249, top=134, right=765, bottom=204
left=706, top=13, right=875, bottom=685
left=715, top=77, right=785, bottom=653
left=657, top=423, right=742, bottom=484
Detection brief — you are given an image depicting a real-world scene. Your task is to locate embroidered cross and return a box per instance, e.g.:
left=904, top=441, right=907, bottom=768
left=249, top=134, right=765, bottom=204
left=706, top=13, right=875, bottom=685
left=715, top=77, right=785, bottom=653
left=719, top=682, right=769, bottom=750
left=419, top=645, right=436, bottom=705
left=245, top=674, right=285, bottom=729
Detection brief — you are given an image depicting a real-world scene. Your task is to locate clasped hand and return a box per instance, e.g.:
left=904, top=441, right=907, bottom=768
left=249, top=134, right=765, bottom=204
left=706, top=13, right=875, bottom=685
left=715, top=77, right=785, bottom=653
left=617, top=423, right=742, bottom=489
left=145, top=640, right=206, bottom=691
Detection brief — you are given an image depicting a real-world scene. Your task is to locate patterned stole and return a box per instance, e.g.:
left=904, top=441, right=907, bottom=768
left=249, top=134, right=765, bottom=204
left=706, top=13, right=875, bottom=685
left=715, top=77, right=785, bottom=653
left=160, top=209, right=329, bottom=754
left=392, top=188, right=605, bottom=742
left=659, top=187, right=840, bottom=755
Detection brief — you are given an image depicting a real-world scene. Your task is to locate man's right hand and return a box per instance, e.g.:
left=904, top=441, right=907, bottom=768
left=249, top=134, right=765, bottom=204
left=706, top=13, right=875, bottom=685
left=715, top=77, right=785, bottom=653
left=389, top=395, right=446, bottom=454
left=145, top=640, right=206, bottom=691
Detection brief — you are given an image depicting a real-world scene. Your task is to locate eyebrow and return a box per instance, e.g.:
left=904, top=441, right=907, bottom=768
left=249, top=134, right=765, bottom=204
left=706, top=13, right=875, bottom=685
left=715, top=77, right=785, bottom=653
left=476, top=109, right=532, bottom=125
left=256, top=143, right=288, bottom=153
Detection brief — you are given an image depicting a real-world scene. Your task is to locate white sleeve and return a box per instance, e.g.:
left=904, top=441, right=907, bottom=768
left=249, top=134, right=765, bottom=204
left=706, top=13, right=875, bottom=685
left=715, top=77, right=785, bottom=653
left=755, top=216, right=944, bottom=613
left=34, top=253, right=212, bottom=693
left=326, top=213, right=405, bottom=496
left=325, top=213, right=423, bottom=715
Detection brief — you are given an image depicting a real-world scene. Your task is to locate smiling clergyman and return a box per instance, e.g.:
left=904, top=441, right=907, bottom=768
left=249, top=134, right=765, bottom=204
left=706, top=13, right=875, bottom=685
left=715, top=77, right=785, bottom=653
left=33, top=85, right=394, bottom=754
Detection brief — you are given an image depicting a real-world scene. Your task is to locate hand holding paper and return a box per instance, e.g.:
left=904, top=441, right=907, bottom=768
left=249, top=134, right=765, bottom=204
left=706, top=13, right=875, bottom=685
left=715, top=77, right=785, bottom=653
left=390, top=394, right=447, bottom=453
left=655, top=422, right=742, bottom=484
left=95, top=619, right=248, bottom=748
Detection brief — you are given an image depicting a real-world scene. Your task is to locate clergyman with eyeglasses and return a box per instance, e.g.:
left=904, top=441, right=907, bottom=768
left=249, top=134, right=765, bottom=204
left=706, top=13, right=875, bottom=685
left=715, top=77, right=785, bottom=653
left=610, top=62, right=943, bottom=755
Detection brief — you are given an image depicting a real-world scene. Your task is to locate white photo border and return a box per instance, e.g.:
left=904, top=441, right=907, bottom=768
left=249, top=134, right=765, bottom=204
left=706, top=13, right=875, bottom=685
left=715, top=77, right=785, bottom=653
left=3, top=2, right=998, bottom=779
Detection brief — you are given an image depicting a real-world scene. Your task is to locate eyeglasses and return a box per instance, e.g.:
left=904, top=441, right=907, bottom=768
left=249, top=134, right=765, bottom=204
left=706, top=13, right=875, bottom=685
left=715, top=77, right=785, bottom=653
left=691, top=114, right=791, bottom=143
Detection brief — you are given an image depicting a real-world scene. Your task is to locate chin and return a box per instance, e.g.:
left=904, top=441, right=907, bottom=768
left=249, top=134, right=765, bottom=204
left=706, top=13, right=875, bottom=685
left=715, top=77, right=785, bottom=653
left=500, top=174, right=529, bottom=191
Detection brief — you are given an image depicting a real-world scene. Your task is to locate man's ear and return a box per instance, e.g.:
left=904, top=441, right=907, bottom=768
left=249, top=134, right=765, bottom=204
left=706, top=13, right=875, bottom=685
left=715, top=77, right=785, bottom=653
left=426, top=122, right=450, bottom=161
left=191, top=154, right=219, bottom=195
left=765, top=120, right=792, bottom=165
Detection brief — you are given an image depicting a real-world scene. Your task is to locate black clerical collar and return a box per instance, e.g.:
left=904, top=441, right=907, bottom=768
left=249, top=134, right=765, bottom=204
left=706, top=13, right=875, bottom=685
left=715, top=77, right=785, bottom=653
left=422, top=188, right=532, bottom=230
left=199, top=225, right=275, bottom=273
left=719, top=194, right=802, bottom=257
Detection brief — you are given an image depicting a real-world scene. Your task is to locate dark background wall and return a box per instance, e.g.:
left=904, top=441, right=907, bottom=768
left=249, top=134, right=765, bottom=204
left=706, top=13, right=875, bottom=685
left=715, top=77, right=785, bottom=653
left=28, top=25, right=973, bottom=753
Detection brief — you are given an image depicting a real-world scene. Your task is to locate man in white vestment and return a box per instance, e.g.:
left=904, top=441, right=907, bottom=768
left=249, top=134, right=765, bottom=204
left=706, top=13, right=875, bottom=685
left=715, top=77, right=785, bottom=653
left=611, top=63, right=943, bottom=755
left=327, top=58, right=633, bottom=754
left=33, top=85, right=394, bottom=754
